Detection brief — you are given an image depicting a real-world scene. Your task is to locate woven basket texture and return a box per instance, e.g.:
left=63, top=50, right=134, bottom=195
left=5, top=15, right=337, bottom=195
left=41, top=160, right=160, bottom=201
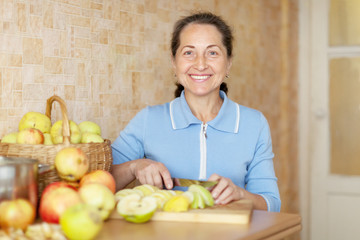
left=0, top=95, right=113, bottom=199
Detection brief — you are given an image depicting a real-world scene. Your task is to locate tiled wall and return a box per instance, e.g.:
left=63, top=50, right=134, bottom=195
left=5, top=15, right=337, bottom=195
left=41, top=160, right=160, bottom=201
left=0, top=0, right=298, bottom=215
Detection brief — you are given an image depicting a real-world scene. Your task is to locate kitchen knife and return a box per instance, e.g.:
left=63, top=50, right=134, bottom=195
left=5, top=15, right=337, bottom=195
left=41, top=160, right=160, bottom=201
left=172, top=178, right=218, bottom=188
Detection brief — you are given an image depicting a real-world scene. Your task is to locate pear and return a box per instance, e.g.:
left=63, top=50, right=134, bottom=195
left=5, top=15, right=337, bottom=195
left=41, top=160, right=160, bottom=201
left=19, top=112, right=51, bottom=134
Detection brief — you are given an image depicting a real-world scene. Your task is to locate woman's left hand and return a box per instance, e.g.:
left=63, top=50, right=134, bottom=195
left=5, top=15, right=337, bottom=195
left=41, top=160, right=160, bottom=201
left=207, top=173, right=244, bottom=205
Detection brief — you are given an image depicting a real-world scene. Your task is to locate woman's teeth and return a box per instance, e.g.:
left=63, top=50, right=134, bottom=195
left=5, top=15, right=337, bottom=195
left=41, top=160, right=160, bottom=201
left=191, top=75, right=209, bottom=80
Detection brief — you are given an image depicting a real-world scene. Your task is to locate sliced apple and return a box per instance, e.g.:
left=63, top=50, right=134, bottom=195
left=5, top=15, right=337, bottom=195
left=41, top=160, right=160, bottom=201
left=134, top=184, right=157, bottom=196
left=117, top=194, right=157, bottom=223
left=182, top=191, right=194, bottom=204
left=188, top=184, right=214, bottom=207
left=115, top=189, right=143, bottom=202
left=190, top=191, right=205, bottom=209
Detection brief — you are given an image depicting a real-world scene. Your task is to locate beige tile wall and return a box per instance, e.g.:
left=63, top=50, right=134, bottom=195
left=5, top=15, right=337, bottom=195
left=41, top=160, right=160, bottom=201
left=0, top=0, right=298, bottom=216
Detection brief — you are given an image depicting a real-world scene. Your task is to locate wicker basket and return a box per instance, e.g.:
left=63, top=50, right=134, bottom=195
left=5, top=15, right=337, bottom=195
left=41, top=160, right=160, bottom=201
left=0, top=95, right=113, bottom=198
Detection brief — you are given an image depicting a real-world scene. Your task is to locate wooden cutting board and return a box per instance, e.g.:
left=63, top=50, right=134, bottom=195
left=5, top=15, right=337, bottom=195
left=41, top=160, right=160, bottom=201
left=109, top=199, right=253, bottom=224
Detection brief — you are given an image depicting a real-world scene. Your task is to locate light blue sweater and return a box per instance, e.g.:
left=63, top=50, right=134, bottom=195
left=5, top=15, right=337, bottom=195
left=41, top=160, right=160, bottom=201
left=112, top=91, right=281, bottom=212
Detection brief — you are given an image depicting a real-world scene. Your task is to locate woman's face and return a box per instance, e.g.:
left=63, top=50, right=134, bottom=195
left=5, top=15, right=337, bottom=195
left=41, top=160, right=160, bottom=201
left=172, top=23, right=232, bottom=97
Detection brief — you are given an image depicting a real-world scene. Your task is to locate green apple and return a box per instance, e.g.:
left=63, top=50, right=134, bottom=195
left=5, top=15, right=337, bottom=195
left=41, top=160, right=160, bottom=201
left=117, top=194, right=157, bottom=223
left=43, top=133, right=53, bottom=145
left=188, top=184, right=214, bottom=207
left=79, top=121, right=101, bottom=135
left=60, top=203, right=103, bottom=240
left=19, top=112, right=51, bottom=134
left=51, top=120, right=81, bottom=144
left=1, top=132, right=18, bottom=143
left=81, top=132, right=104, bottom=143
left=79, top=183, right=116, bottom=220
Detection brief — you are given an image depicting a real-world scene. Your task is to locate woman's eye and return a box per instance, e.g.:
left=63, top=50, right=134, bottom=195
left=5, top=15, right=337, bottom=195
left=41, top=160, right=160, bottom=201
left=184, top=51, right=193, bottom=55
left=209, top=51, right=217, bottom=56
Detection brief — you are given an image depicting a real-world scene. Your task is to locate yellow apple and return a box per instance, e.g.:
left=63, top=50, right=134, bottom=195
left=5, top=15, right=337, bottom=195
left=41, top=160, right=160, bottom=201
left=1, top=132, right=18, bottom=143
left=55, top=147, right=89, bottom=182
left=50, top=120, right=82, bottom=144
left=60, top=203, right=103, bottom=240
left=0, top=198, right=36, bottom=231
left=19, top=112, right=52, bottom=134
left=162, top=195, right=190, bottom=212
left=43, top=133, right=53, bottom=145
left=16, top=128, right=44, bottom=144
left=81, top=132, right=104, bottom=143
left=79, top=121, right=101, bottom=135
left=79, top=183, right=116, bottom=220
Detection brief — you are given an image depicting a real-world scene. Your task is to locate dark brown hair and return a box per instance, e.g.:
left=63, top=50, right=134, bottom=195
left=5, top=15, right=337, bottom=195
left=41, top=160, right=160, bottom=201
left=171, top=12, right=233, bottom=97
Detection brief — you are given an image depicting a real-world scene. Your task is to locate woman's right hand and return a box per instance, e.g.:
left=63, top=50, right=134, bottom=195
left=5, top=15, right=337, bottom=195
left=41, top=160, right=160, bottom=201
left=131, top=159, right=173, bottom=189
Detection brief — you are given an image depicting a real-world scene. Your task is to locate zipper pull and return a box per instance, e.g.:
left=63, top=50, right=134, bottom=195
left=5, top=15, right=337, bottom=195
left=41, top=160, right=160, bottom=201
left=202, top=124, right=207, bottom=139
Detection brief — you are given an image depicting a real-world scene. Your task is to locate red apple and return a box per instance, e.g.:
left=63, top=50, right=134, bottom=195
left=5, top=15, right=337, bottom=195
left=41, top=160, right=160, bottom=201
left=16, top=128, right=44, bottom=144
left=80, top=170, right=116, bottom=193
left=0, top=198, right=36, bottom=231
left=39, top=182, right=82, bottom=223
left=55, top=147, right=89, bottom=182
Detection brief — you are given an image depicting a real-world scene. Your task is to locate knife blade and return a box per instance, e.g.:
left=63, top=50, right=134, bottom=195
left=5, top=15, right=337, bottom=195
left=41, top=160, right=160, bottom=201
left=172, top=178, right=218, bottom=188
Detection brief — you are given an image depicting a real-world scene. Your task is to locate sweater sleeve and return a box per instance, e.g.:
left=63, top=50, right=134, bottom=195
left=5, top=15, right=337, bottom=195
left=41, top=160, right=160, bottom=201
left=245, top=113, right=281, bottom=212
left=111, top=108, right=147, bottom=165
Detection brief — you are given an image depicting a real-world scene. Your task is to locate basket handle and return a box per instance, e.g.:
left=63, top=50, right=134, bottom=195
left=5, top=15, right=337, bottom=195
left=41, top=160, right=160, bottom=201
left=45, top=95, right=71, bottom=145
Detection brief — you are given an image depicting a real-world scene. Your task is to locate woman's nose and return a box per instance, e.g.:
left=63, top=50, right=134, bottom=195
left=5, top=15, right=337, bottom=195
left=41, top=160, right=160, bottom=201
left=194, top=55, right=207, bottom=70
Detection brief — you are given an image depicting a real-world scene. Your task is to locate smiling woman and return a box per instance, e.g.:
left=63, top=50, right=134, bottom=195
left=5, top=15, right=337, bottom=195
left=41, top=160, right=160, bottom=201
left=111, top=12, right=281, bottom=212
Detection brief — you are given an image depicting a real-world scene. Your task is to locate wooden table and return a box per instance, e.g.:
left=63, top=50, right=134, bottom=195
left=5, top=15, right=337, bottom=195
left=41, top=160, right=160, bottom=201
left=96, top=210, right=301, bottom=240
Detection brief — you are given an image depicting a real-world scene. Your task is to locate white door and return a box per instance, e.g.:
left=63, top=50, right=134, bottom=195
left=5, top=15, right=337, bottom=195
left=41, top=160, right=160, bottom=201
left=301, top=0, right=360, bottom=239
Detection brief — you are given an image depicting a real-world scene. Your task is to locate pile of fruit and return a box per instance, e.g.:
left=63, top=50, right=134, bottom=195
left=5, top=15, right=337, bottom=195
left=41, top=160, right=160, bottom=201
left=0, top=145, right=117, bottom=240
left=1, top=111, right=104, bottom=145
left=115, top=184, right=215, bottom=223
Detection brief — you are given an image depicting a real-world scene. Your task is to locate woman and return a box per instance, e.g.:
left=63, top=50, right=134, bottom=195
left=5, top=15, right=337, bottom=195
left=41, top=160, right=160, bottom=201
left=111, top=12, right=281, bottom=212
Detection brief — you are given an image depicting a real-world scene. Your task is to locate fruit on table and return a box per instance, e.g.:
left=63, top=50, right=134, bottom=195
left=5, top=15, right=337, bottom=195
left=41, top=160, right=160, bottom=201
left=80, top=170, right=116, bottom=193
left=0, top=198, right=36, bottom=231
left=79, top=183, right=116, bottom=220
left=60, top=203, right=103, bottom=240
left=188, top=184, right=214, bottom=207
left=117, top=194, right=157, bottom=223
left=1, top=132, right=18, bottom=143
left=39, top=182, right=82, bottom=224
left=16, top=128, right=44, bottom=144
left=81, top=132, right=104, bottom=143
left=79, top=121, right=102, bottom=136
left=55, top=147, right=89, bottom=182
left=115, top=189, right=144, bottom=202
left=18, top=112, right=51, bottom=134
left=163, top=195, right=190, bottom=212
left=134, top=184, right=159, bottom=196
left=51, top=120, right=81, bottom=144
left=190, top=191, right=205, bottom=209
